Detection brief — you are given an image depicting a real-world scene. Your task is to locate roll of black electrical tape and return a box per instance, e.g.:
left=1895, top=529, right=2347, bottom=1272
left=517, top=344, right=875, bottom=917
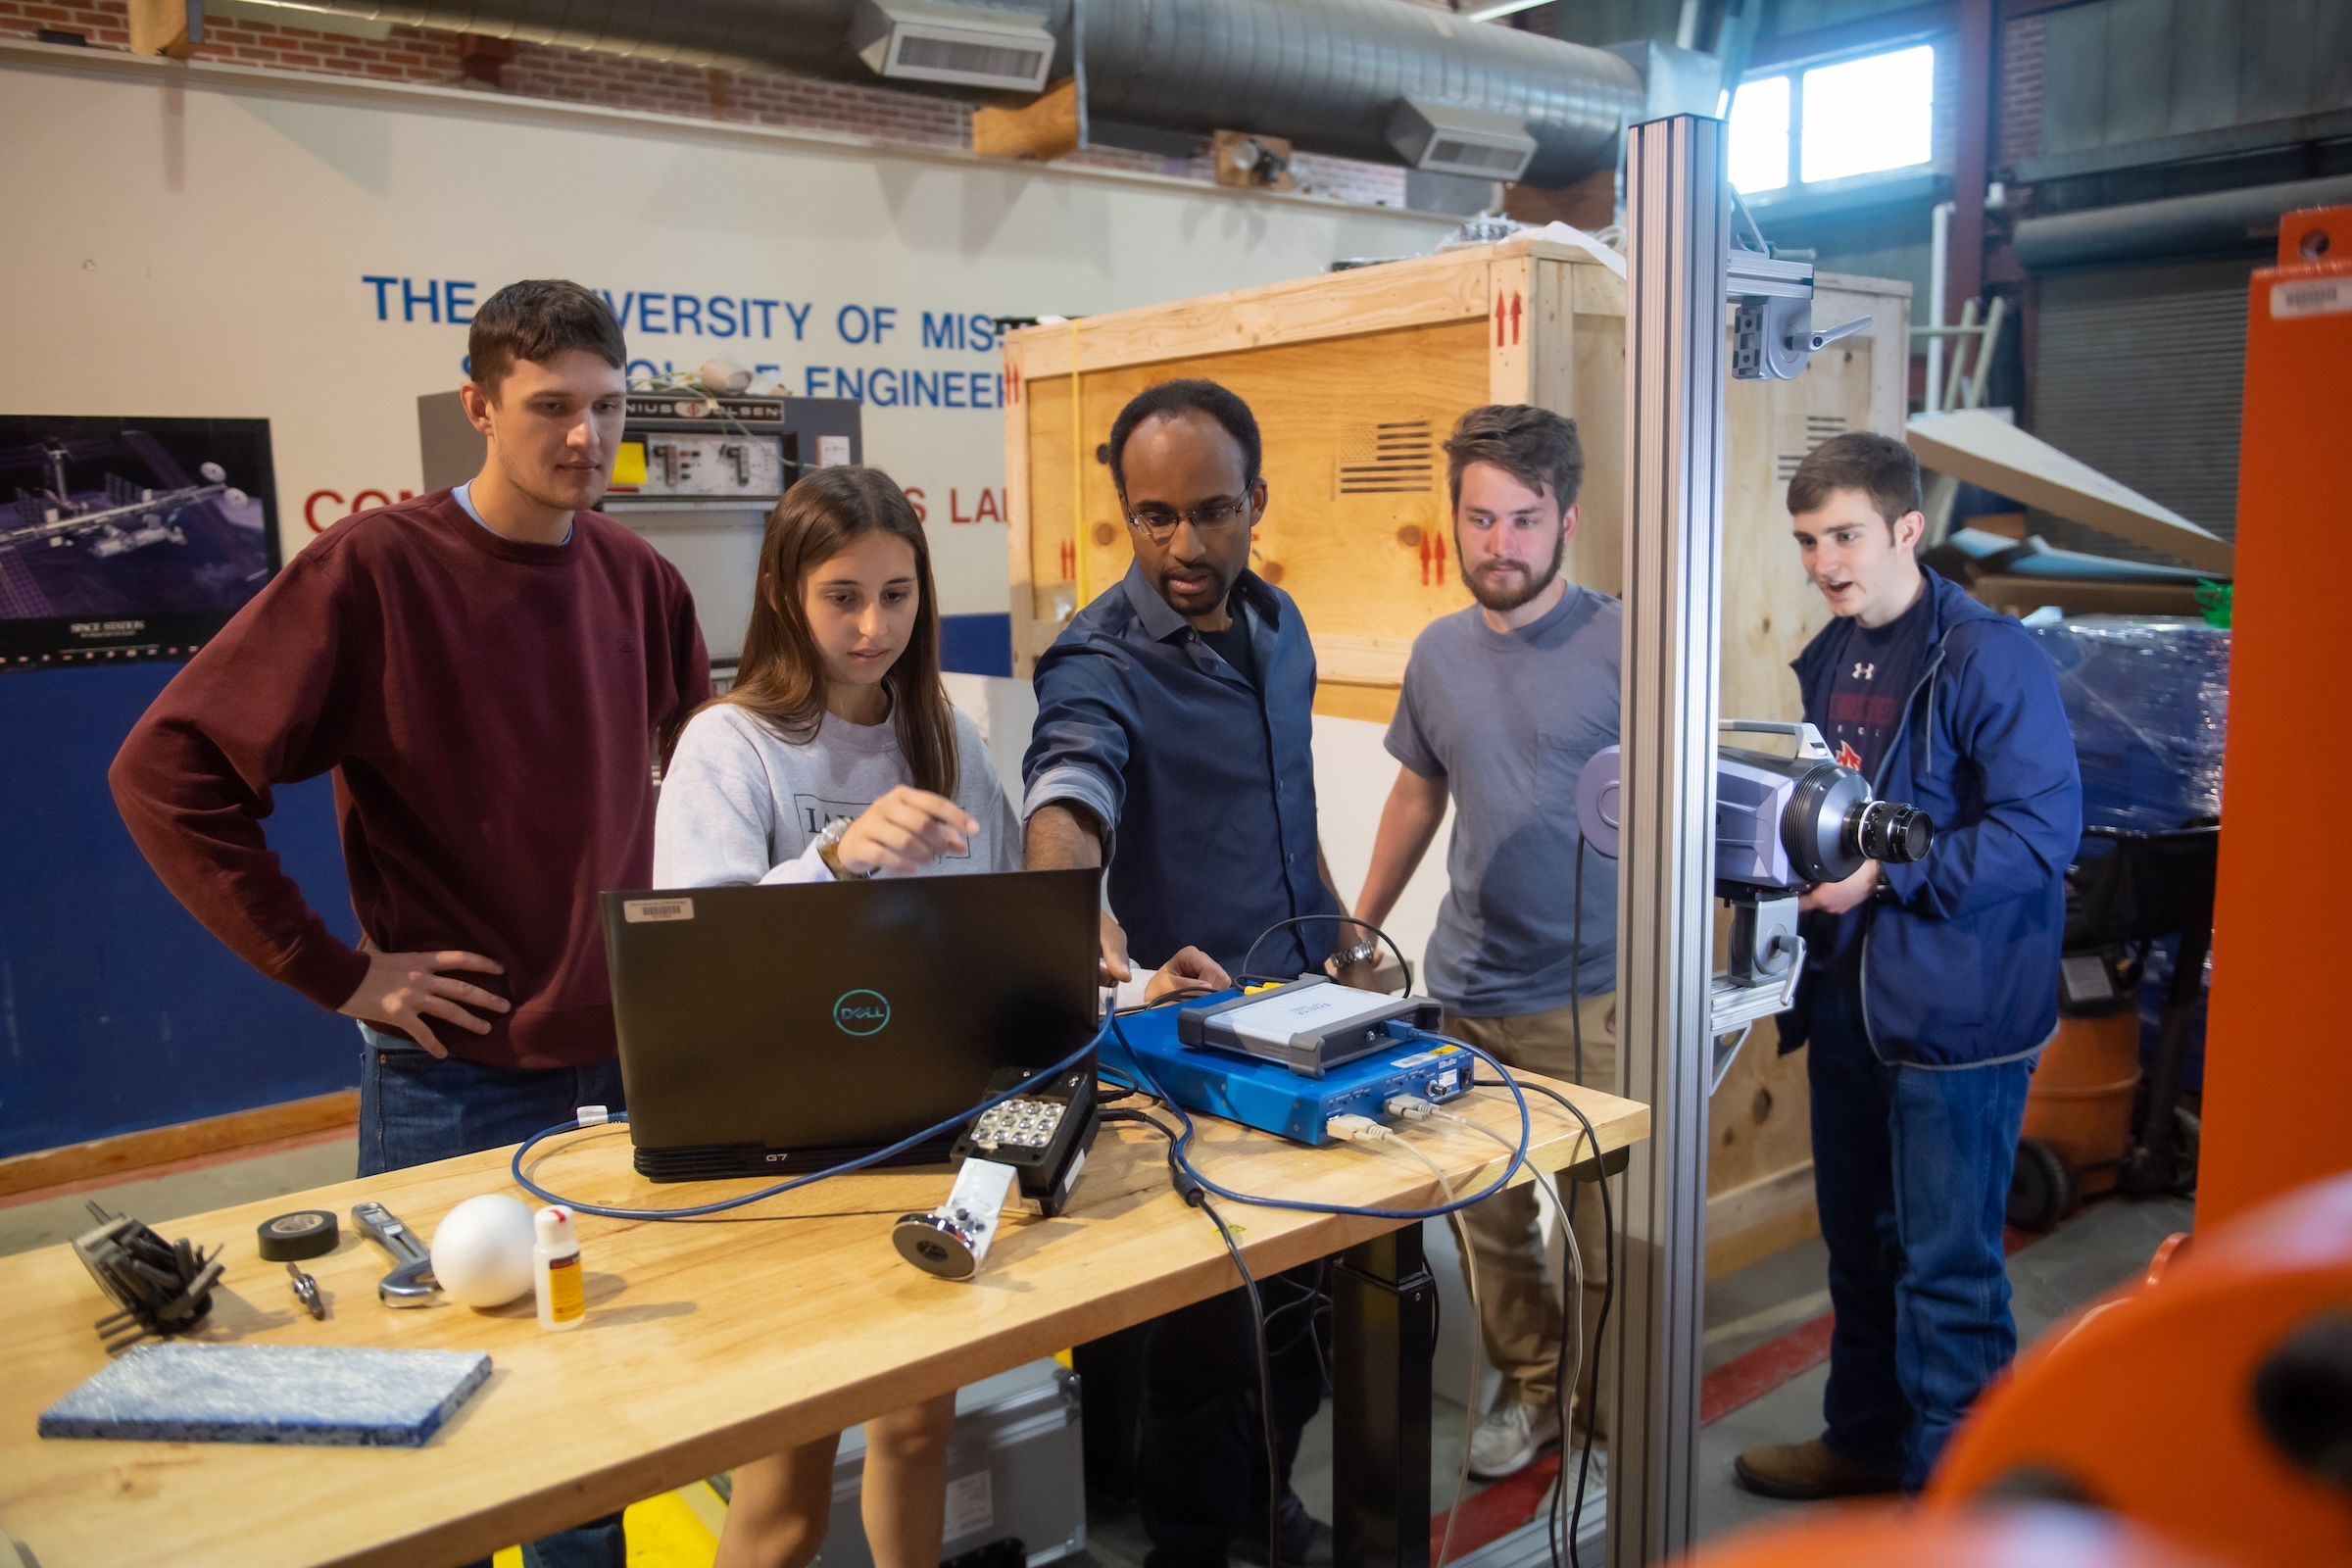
left=257, top=1208, right=339, bottom=1261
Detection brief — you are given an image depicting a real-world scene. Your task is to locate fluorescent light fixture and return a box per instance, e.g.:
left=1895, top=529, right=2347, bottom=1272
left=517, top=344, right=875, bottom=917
left=1728, top=74, right=1790, bottom=194
left=1466, top=0, right=1549, bottom=19
left=1387, top=99, right=1538, bottom=183
left=852, top=0, right=1056, bottom=94
left=1801, top=44, right=1935, bottom=184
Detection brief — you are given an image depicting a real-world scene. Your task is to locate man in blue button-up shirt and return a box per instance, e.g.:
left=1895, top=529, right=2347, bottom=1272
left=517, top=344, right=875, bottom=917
left=1023, top=381, right=1344, bottom=986
left=1023, top=379, right=1344, bottom=1567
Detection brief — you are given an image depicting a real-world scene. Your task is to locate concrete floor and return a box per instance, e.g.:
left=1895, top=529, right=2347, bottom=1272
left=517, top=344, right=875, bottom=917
left=3, top=1141, right=2193, bottom=1563
left=1695, top=1194, right=2194, bottom=1544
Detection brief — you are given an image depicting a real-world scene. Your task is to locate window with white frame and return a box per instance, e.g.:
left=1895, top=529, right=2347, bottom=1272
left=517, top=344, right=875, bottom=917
left=1730, top=42, right=1937, bottom=195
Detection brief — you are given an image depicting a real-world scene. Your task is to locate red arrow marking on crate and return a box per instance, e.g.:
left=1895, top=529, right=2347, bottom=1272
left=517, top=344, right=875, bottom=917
left=1511, top=293, right=1523, bottom=345
left=1007, top=366, right=1020, bottom=402
left=1435, top=533, right=1447, bottom=585
left=1494, top=293, right=1506, bottom=348
left=1419, top=534, right=1432, bottom=586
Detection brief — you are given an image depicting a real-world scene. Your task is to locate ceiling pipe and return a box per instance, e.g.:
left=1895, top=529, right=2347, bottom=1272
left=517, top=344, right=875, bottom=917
left=2013, top=174, right=2352, bottom=270
left=227, top=0, right=1645, bottom=186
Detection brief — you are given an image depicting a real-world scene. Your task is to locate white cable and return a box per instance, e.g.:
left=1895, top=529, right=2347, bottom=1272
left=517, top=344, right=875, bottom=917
left=1418, top=1100, right=1593, bottom=1513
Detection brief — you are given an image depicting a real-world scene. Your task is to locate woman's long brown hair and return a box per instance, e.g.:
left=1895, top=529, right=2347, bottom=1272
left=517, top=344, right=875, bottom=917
left=717, top=465, right=957, bottom=799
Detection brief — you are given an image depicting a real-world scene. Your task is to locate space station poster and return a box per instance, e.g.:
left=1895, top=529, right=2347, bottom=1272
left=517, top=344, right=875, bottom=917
left=0, top=417, right=279, bottom=671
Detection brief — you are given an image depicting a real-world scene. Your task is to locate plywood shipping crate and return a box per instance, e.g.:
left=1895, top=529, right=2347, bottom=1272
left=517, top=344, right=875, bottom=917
left=1000, top=234, right=1910, bottom=1274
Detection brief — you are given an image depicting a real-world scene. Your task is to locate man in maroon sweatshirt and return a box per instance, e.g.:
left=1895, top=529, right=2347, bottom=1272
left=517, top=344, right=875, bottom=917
left=112, top=276, right=708, bottom=1175
left=113, top=280, right=706, bottom=1564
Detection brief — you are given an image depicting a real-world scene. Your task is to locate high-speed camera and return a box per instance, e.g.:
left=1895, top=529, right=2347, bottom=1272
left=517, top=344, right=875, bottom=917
left=1575, top=722, right=1933, bottom=993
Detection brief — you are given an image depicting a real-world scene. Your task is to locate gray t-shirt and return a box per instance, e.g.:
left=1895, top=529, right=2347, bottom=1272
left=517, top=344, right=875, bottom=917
left=655, top=701, right=1020, bottom=887
left=1386, top=585, right=1621, bottom=1017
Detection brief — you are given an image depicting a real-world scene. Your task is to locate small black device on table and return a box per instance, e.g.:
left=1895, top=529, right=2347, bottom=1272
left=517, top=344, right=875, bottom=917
left=950, top=1059, right=1102, bottom=1219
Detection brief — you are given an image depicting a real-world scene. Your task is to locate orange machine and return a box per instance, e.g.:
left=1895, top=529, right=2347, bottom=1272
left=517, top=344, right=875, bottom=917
left=1682, top=1504, right=2226, bottom=1568
left=1922, top=1171, right=2352, bottom=1564
left=2198, top=205, right=2352, bottom=1229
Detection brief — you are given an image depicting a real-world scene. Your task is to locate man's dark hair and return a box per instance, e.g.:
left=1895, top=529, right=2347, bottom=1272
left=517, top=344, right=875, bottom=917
left=468, top=279, right=627, bottom=397
left=1444, top=404, right=1584, bottom=511
left=1787, top=431, right=1923, bottom=533
left=1104, top=379, right=1262, bottom=496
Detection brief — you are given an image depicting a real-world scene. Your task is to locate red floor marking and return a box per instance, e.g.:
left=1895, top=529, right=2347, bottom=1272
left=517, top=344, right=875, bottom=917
left=1689, top=1224, right=2051, bottom=1426
left=1431, top=1453, right=1562, bottom=1561
left=1700, top=1310, right=1838, bottom=1425
left=1422, top=1222, right=2069, bottom=1557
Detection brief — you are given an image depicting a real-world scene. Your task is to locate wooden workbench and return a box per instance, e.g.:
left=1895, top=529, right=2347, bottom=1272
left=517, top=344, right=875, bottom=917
left=0, top=1073, right=1645, bottom=1568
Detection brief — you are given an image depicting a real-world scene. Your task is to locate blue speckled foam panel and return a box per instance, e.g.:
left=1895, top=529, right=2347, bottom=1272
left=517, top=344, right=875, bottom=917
left=38, top=1343, right=493, bottom=1446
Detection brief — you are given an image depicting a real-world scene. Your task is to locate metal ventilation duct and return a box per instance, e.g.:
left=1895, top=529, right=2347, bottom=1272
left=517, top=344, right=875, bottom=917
left=1388, top=99, right=1539, bottom=183
left=853, top=0, right=1055, bottom=94
left=227, top=0, right=1645, bottom=187
left=2013, top=174, right=2352, bottom=270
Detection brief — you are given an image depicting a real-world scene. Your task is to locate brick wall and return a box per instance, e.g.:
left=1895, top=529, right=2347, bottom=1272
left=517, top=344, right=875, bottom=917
left=1996, top=12, right=2046, bottom=172
left=0, top=0, right=1408, bottom=206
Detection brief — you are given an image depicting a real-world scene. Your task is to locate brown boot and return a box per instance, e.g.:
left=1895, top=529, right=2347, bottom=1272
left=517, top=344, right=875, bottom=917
left=1733, top=1439, right=1903, bottom=1500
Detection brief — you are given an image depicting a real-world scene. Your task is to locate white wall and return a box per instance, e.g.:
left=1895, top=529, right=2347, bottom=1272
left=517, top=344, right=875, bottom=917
left=0, top=47, right=1450, bottom=621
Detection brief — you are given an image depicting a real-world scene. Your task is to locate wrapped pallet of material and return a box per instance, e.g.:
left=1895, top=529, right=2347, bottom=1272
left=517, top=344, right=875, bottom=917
left=2028, top=616, right=2230, bottom=836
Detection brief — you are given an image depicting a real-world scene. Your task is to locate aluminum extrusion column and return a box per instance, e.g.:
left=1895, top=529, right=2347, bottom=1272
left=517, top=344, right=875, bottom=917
left=1608, top=112, right=1728, bottom=1567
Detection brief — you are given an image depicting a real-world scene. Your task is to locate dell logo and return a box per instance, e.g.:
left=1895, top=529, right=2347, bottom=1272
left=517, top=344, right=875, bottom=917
left=833, top=989, right=892, bottom=1036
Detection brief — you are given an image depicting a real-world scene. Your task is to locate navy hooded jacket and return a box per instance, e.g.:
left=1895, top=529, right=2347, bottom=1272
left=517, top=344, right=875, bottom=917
left=1779, top=565, right=2082, bottom=1068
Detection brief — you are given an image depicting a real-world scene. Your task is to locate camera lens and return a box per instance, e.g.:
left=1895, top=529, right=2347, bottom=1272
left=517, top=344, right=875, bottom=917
left=1847, top=800, right=1932, bottom=864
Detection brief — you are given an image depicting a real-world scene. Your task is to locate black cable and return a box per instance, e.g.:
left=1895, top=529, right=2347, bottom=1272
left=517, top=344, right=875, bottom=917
left=1201, top=1193, right=1283, bottom=1568
left=1235, top=914, right=1414, bottom=994
left=1558, top=834, right=1587, bottom=1568
left=1572, top=836, right=1587, bottom=1088
left=1556, top=832, right=1599, bottom=1568
left=1484, top=1076, right=1613, bottom=1568
left=1107, top=1101, right=1283, bottom=1568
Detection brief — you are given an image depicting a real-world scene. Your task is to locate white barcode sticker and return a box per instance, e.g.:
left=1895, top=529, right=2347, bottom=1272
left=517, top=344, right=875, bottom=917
left=2271, top=277, right=2351, bottom=319
left=817, top=434, right=852, bottom=466
left=622, top=898, right=695, bottom=923
left=944, top=1469, right=994, bottom=1541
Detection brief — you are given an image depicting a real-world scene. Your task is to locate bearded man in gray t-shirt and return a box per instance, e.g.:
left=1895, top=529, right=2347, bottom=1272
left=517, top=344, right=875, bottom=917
left=1350, top=404, right=1621, bottom=1483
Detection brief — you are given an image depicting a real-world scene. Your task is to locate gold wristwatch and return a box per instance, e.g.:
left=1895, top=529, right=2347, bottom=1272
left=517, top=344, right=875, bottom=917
left=814, top=816, right=868, bottom=881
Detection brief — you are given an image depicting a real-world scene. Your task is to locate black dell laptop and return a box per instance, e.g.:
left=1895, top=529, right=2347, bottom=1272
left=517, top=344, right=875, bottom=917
left=600, top=868, right=1101, bottom=1182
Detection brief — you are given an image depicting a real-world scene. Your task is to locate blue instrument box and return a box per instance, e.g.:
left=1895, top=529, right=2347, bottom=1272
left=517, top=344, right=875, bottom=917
left=1104, top=991, right=1474, bottom=1146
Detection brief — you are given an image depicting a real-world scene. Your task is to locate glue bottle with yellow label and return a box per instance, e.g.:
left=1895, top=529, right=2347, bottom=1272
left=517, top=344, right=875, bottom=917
left=534, top=1205, right=585, bottom=1331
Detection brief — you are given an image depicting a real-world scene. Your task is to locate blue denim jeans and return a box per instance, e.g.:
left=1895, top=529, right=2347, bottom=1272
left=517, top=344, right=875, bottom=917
left=357, top=1025, right=629, bottom=1568
left=1805, top=981, right=2034, bottom=1492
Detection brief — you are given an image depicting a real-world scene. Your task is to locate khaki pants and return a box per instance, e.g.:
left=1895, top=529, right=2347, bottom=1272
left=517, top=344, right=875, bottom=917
left=1446, top=994, right=1617, bottom=1443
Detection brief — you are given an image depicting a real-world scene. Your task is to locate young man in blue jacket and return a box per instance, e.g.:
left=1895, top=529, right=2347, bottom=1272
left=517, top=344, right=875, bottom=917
left=1734, top=433, right=2081, bottom=1499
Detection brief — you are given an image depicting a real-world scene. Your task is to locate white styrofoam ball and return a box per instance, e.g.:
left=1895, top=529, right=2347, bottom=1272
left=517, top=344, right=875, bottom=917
left=430, top=1194, right=538, bottom=1308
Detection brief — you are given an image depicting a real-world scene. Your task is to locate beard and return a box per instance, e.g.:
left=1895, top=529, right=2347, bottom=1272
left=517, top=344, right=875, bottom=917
left=1462, top=530, right=1566, bottom=612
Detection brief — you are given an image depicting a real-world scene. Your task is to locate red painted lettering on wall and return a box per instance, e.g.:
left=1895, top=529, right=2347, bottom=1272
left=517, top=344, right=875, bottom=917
left=950, top=488, right=1005, bottom=524
left=304, top=488, right=417, bottom=533
left=906, top=486, right=927, bottom=522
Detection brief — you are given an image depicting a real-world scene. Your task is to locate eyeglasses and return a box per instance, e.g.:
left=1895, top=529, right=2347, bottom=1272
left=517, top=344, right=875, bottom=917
left=1125, top=493, right=1254, bottom=542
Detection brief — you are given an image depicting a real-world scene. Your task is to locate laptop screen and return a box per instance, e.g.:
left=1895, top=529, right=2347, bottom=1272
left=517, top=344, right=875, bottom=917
left=601, top=867, right=1101, bottom=1178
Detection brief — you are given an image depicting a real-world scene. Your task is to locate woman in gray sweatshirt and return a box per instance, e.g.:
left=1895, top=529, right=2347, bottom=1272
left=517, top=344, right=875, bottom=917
left=654, top=465, right=1010, bottom=1568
